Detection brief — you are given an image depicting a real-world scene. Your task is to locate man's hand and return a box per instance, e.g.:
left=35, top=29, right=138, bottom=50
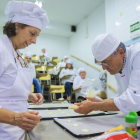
left=85, top=97, right=102, bottom=102
left=74, top=98, right=119, bottom=114
left=28, top=93, right=44, bottom=105
left=74, top=101, right=96, bottom=115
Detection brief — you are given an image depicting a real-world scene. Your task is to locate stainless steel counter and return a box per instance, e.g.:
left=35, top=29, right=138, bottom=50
left=27, top=119, right=140, bottom=140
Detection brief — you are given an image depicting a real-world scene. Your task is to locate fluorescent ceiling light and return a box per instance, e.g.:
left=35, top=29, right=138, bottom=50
left=35, top=1, right=42, bottom=8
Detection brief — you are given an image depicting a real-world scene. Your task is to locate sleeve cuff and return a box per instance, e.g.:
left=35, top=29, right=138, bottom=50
left=111, top=93, right=121, bottom=99
left=114, top=97, right=130, bottom=114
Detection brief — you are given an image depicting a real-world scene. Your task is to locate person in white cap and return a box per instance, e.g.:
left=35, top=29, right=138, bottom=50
left=59, top=59, right=77, bottom=100
left=73, top=68, right=102, bottom=100
left=0, top=1, right=49, bottom=139
left=73, top=68, right=88, bottom=100
left=57, top=55, right=69, bottom=71
left=25, top=52, right=36, bottom=77
left=74, top=33, right=140, bottom=116
left=25, top=52, right=42, bottom=95
left=41, top=48, right=50, bottom=64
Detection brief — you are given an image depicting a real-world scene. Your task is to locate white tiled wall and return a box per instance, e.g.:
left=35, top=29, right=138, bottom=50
left=116, top=0, right=140, bottom=42
left=105, top=0, right=140, bottom=98
left=106, top=0, right=140, bottom=42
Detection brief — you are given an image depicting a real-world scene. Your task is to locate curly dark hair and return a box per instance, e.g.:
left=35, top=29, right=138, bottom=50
left=3, top=22, right=28, bottom=37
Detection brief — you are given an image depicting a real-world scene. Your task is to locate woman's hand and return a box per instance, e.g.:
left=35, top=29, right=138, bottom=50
left=14, top=111, right=42, bottom=131
left=28, top=93, right=44, bottom=105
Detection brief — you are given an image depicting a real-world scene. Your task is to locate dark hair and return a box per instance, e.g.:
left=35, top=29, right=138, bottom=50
left=3, top=22, right=28, bottom=37
left=65, top=63, right=73, bottom=70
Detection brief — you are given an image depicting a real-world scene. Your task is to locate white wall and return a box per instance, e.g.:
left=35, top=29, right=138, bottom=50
left=105, top=0, right=140, bottom=43
left=69, top=3, right=106, bottom=91
left=20, top=33, right=69, bottom=61
left=104, top=0, right=118, bottom=98
left=105, top=0, right=140, bottom=98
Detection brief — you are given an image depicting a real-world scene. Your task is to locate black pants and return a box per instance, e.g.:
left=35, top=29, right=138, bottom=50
left=65, top=82, right=72, bottom=96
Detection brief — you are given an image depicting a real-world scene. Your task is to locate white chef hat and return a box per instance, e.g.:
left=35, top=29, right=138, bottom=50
left=63, top=56, right=68, bottom=60
left=92, top=33, right=120, bottom=61
left=66, top=59, right=73, bottom=64
left=25, top=52, right=33, bottom=58
left=5, top=1, right=49, bottom=31
left=78, top=67, right=86, bottom=74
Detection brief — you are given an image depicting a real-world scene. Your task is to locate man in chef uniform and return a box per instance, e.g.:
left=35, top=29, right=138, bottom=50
left=0, top=1, right=49, bottom=139
left=74, top=33, right=140, bottom=115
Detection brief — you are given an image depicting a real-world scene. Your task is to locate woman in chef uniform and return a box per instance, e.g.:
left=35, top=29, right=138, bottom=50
left=59, top=59, right=77, bottom=100
left=73, top=68, right=88, bottom=100
left=0, top=1, right=49, bottom=139
left=73, top=67, right=102, bottom=100
left=57, top=55, right=68, bottom=71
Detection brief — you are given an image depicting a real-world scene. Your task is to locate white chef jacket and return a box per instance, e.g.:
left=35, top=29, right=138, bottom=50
left=0, top=35, right=33, bottom=140
left=59, top=68, right=77, bottom=84
left=73, top=76, right=89, bottom=98
left=0, top=35, right=26, bottom=96
left=57, top=61, right=66, bottom=71
left=73, top=76, right=102, bottom=100
left=112, top=43, right=140, bottom=114
left=27, top=62, right=36, bottom=78
left=41, top=52, right=50, bottom=63
left=41, top=52, right=49, bottom=58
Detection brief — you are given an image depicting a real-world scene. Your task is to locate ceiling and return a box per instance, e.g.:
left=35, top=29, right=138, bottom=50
left=0, top=0, right=104, bottom=37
